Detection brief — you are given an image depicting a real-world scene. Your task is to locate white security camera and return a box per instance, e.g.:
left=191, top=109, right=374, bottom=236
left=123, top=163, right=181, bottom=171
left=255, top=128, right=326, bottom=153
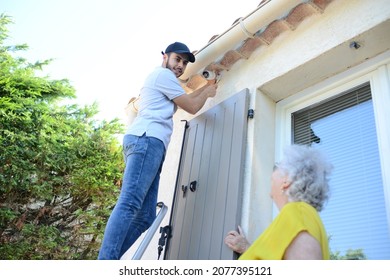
left=202, top=70, right=221, bottom=82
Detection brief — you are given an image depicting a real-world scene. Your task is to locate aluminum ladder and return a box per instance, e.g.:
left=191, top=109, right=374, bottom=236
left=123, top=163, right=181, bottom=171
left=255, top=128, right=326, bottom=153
left=131, top=202, right=168, bottom=260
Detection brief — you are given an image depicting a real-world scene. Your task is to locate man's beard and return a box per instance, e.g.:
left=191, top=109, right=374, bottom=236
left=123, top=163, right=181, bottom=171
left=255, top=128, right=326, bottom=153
left=166, top=63, right=182, bottom=78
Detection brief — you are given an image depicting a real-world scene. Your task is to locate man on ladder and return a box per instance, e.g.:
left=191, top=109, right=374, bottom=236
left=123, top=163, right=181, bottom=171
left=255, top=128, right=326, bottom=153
left=98, top=42, right=217, bottom=260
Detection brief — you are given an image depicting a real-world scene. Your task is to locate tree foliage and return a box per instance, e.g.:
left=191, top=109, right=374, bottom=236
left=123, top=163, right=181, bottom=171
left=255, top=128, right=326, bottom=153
left=331, top=249, right=367, bottom=260
left=0, top=14, right=125, bottom=259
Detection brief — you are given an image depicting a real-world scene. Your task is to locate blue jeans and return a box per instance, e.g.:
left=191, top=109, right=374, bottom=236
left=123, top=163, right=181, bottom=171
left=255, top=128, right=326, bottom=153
left=98, top=133, right=166, bottom=260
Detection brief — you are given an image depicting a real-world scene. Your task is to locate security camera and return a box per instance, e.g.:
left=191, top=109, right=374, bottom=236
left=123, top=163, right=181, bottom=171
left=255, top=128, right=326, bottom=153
left=202, top=70, right=216, bottom=80
left=202, top=70, right=221, bottom=82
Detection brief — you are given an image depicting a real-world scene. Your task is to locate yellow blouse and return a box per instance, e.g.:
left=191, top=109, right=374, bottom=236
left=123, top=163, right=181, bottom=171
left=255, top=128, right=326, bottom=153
left=239, top=202, right=329, bottom=260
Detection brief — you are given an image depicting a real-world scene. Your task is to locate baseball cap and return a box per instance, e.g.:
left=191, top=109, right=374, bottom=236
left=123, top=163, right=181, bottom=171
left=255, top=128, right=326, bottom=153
left=163, top=42, right=195, bottom=63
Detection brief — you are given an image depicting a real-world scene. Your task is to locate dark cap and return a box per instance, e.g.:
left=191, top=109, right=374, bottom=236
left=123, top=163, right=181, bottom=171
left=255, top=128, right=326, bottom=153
left=164, top=42, right=195, bottom=63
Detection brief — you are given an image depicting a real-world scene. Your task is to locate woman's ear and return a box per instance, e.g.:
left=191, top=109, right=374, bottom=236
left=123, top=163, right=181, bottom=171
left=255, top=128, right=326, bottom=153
left=282, top=179, right=291, bottom=190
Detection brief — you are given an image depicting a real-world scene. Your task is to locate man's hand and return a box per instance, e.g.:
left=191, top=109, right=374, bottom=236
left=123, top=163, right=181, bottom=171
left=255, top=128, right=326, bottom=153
left=204, top=83, right=217, bottom=98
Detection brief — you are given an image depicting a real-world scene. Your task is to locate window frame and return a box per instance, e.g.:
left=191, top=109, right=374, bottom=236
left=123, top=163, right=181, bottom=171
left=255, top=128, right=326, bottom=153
left=275, top=51, right=390, bottom=232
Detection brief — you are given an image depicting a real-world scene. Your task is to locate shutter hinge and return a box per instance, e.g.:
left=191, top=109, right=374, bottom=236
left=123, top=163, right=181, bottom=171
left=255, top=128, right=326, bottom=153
left=247, top=109, right=254, bottom=119
left=181, top=119, right=189, bottom=128
left=158, top=225, right=172, bottom=260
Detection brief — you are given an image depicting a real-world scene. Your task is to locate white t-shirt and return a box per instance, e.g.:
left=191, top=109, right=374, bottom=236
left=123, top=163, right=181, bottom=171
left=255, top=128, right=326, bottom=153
left=126, top=66, right=185, bottom=150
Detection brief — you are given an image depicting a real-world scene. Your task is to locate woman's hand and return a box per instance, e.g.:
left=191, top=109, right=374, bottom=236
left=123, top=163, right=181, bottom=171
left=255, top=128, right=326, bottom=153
left=224, top=225, right=250, bottom=254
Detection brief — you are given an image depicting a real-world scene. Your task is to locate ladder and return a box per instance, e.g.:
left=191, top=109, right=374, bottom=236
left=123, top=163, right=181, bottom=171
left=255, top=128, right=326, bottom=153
left=131, top=202, right=168, bottom=260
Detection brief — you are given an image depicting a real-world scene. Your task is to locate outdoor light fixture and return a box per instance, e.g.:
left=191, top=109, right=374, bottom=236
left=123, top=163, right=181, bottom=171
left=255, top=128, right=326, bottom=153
left=349, top=41, right=361, bottom=49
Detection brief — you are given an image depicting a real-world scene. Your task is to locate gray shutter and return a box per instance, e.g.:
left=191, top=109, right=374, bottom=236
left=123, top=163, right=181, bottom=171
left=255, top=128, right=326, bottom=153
left=165, top=89, right=249, bottom=260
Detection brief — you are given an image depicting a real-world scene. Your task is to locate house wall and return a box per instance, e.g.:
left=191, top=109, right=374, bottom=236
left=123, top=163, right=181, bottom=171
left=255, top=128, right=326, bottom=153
left=190, top=0, right=390, bottom=244
left=124, top=0, right=390, bottom=259
left=183, top=0, right=390, bottom=244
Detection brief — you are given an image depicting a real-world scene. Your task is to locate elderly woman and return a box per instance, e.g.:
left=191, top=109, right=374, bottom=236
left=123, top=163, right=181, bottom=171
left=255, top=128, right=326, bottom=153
left=224, top=144, right=333, bottom=260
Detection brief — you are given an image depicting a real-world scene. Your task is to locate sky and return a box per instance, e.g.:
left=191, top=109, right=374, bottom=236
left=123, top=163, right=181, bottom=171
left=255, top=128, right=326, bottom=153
left=1, top=0, right=259, bottom=123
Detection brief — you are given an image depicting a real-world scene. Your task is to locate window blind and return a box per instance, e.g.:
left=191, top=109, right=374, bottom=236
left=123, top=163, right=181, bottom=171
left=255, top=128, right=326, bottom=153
left=292, top=83, right=372, bottom=145
left=292, top=83, right=390, bottom=259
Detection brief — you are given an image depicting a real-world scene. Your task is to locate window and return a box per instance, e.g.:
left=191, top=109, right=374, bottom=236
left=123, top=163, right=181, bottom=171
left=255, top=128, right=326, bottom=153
left=292, top=83, right=390, bottom=259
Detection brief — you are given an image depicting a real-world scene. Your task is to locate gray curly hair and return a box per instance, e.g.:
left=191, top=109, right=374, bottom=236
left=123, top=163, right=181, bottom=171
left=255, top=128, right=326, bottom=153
left=275, top=145, right=333, bottom=212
